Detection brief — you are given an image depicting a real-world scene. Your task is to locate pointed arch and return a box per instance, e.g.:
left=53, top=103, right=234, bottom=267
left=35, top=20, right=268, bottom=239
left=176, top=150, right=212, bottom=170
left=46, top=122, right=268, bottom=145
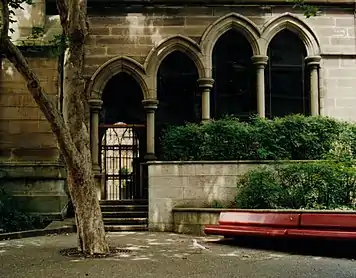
left=88, top=56, right=149, bottom=99
left=144, top=35, right=205, bottom=96
left=200, top=13, right=262, bottom=77
left=261, top=13, right=321, bottom=56
left=144, top=35, right=204, bottom=98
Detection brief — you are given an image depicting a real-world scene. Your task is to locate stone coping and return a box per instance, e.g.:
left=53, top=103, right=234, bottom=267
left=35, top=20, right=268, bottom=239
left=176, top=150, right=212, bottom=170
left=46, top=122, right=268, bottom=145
left=0, top=161, right=66, bottom=179
left=146, top=160, right=323, bottom=165
left=0, top=226, right=75, bottom=241
left=0, top=162, right=65, bottom=167
left=172, top=208, right=356, bottom=214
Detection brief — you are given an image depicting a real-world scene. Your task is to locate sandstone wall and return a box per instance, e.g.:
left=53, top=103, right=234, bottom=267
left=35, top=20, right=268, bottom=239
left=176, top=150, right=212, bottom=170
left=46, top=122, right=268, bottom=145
left=0, top=58, right=59, bottom=162
left=0, top=57, right=67, bottom=219
left=86, top=5, right=356, bottom=121
left=147, top=161, right=260, bottom=232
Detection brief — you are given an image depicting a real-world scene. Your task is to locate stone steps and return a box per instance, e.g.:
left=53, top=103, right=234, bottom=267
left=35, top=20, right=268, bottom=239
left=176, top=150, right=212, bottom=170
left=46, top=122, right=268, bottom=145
left=100, top=199, right=148, bottom=232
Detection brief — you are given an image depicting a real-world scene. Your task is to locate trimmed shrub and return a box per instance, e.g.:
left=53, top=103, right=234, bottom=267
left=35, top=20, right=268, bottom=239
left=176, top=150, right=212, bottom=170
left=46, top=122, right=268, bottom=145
left=235, top=166, right=283, bottom=209
left=235, top=161, right=356, bottom=210
left=159, top=115, right=348, bottom=161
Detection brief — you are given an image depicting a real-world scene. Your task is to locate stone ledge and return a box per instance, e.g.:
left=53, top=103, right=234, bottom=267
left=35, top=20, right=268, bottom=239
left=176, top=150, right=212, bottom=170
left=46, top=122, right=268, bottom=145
left=0, top=162, right=66, bottom=179
left=0, top=227, right=76, bottom=241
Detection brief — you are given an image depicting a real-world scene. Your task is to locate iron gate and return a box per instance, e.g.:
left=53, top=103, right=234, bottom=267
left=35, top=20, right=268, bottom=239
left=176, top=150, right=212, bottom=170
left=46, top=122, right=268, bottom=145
left=99, top=123, right=146, bottom=200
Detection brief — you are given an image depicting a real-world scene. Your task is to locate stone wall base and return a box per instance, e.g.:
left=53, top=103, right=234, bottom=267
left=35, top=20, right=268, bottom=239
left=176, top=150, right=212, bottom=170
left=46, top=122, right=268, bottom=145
left=0, top=162, right=68, bottom=220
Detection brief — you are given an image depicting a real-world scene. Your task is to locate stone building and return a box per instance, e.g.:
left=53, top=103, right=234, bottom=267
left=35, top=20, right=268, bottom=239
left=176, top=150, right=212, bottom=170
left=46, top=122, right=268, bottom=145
left=1, top=0, right=356, bottom=220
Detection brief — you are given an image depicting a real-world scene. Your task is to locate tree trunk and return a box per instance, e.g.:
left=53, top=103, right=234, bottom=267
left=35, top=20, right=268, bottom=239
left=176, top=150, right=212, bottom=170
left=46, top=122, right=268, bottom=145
left=58, top=0, right=110, bottom=255
left=67, top=159, right=107, bottom=254
left=1, top=0, right=110, bottom=255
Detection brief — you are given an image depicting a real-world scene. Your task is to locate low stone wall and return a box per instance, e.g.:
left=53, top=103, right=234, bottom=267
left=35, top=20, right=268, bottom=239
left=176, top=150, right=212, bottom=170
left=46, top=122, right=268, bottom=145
left=147, top=160, right=276, bottom=232
left=0, top=162, right=68, bottom=220
left=173, top=208, right=223, bottom=235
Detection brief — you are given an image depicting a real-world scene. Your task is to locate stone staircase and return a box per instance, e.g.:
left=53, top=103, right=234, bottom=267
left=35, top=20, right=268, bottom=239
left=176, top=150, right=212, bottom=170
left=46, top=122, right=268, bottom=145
left=100, top=199, right=148, bottom=232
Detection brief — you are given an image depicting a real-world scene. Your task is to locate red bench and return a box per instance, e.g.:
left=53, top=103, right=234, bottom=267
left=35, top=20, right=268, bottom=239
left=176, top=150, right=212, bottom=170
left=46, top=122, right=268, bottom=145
left=204, top=212, right=356, bottom=240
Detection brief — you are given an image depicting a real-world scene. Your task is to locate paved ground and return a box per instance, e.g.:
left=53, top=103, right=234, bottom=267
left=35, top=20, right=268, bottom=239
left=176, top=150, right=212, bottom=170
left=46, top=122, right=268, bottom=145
left=0, top=232, right=356, bottom=278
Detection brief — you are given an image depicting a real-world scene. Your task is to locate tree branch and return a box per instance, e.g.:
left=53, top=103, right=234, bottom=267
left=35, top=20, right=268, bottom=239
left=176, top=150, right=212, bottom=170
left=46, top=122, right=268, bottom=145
left=56, top=0, right=69, bottom=31
left=2, top=38, right=79, bottom=169
left=0, top=0, right=10, bottom=47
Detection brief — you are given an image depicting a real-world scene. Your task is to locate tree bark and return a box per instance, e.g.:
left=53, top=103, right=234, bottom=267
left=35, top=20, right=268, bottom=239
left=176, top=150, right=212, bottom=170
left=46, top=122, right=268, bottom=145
left=1, top=0, right=109, bottom=255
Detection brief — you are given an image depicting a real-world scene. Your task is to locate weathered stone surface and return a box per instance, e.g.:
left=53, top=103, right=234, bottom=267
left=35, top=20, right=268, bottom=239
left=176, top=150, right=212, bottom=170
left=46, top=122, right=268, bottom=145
left=148, top=162, right=265, bottom=232
left=0, top=162, right=68, bottom=219
left=173, top=209, right=220, bottom=235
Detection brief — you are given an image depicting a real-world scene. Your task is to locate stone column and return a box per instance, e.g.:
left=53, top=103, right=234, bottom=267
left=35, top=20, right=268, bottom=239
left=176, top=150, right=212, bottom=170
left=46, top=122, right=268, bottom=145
left=142, top=99, right=159, bottom=160
left=251, top=55, right=268, bottom=118
left=88, top=99, right=103, bottom=199
left=306, top=56, right=321, bottom=116
left=197, top=78, right=214, bottom=122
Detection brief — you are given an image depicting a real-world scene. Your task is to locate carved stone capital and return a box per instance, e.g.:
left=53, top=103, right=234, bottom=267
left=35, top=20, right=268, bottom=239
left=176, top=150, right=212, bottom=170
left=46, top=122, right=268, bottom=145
left=88, top=99, right=103, bottom=111
left=142, top=99, right=159, bottom=111
left=251, top=55, right=268, bottom=67
left=305, top=56, right=321, bottom=69
left=197, top=78, right=214, bottom=89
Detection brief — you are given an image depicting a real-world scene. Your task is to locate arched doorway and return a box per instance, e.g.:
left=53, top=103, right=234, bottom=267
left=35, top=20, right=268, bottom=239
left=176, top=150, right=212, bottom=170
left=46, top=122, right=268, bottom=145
left=266, top=30, right=309, bottom=118
left=212, top=29, right=255, bottom=120
left=100, top=72, right=146, bottom=200
left=156, top=50, right=200, bottom=158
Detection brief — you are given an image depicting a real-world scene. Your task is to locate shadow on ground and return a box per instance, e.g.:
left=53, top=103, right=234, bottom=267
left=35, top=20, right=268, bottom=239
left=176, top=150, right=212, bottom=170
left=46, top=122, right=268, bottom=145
left=215, top=236, right=356, bottom=260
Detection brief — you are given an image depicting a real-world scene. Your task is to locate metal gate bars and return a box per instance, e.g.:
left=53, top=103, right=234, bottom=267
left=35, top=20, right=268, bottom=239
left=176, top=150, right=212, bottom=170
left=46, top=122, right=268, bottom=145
left=99, top=123, right=146, bottom=200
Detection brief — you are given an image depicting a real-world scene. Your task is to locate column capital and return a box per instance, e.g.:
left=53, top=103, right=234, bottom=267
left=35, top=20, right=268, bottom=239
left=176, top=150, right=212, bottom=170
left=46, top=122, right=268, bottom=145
left=197, top=78, right=214, bottom=89
left=142, top=99, right=159, bottom=111
left=88, top=99, right=103, bottom=111
left=251, top=55, right=268, bottom=66
left=305, top=56, right=321, bottom=68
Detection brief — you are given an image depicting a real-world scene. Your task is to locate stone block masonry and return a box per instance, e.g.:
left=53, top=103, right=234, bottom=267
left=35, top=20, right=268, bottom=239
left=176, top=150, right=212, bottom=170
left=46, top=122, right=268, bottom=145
left=85, top=5, right=356, bottom=121
left=147, top=161, right=262, bottom=232
left=0, top=58, right=59, bottom=162
left=0, top=56, right=67, bottom=220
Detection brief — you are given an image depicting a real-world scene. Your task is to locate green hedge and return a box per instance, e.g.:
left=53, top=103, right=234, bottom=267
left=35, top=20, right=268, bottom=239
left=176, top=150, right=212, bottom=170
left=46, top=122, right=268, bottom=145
left=235, top=161, right=356, bottom=210
left=160, top=115, right=350, bottom=161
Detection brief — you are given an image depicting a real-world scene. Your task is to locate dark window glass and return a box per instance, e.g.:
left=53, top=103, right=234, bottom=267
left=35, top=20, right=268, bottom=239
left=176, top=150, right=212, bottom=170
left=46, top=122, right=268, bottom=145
left=212, top=29, right=255, bottom=120
left=266, top=30, right=310, bottom=118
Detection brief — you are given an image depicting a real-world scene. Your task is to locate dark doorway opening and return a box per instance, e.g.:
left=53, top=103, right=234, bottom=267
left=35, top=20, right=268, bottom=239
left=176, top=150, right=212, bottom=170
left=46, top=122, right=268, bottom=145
left=212, top=29, right=255, bottom=120
left=156, top=51, right=200, bottom=158
left=100, top=72, right=147, bottom=200
left=266, top=30, right=310, bottom=118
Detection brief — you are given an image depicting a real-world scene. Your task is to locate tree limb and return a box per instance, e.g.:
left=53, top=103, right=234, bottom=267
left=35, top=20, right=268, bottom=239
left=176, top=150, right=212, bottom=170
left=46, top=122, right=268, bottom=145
left=2, top=38, right=79, bottom=169
left=0, top=0, right=10, bottom=47
left=56, top=0, right=69, bottom=31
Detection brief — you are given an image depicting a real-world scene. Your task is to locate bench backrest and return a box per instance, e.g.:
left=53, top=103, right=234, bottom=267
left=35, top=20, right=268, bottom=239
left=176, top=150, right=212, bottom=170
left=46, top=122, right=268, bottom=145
left=300, top=213, right=356, bottom=229
left=219, top=212, right=300, bottom=227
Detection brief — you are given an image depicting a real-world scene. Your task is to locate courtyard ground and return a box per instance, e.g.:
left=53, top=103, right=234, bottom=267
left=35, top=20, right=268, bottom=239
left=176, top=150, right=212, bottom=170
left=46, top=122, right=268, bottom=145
left=0, top=232, right=355, bottom=278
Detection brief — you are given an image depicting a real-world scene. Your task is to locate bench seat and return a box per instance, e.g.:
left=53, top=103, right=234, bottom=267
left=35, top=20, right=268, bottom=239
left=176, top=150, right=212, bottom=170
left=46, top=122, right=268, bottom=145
left=205, top=224, right=288, bottom=237
left=204, top=211, right=356, bottom=240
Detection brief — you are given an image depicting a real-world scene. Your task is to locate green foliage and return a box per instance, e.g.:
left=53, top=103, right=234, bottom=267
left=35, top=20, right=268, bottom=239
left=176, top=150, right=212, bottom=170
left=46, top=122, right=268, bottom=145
left=2, top=0, right=68, bottom=57
left=160, top=123, right=205, bottom=161
left=235, top=161, right=356, bottom=210
left=0, top=186, right=45, bottom=233
left=160, top=115, right=348, bottom=161
left=235, top=166, right=283, bottom=209
left=291, top=0, right=320, bottom=18
left=6, top=0, right=33, bottom=34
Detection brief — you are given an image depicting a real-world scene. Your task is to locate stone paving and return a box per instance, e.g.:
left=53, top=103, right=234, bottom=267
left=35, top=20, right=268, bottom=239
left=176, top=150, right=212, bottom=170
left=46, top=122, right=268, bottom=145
left=0, top=232, right=355, bottom=278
